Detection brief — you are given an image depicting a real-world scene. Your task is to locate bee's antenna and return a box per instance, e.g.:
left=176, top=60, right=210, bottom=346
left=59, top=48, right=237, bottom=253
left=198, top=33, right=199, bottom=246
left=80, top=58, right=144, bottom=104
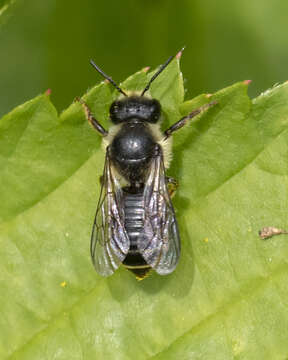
left=90, top=59, right=128, bottom=97
left=141, top=47, right=185, bottom=96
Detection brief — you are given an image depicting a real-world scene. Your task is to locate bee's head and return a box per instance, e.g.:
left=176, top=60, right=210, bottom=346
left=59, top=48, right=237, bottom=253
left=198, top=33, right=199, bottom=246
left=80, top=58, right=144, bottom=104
left=89, top=48, right=184, bottom=125
left=110, top=96, right=161, bottom=124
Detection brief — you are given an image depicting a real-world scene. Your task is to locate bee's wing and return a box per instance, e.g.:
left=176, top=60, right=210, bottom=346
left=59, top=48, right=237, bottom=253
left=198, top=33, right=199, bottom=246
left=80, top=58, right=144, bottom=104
left=90, top=149, right=130, bottom=276
left=138, top=146, right=181, bottom=275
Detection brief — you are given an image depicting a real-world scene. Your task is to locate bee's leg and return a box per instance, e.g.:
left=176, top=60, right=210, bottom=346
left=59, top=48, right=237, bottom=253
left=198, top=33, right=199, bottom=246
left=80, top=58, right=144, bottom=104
left=163, top=101, right=217, bottom=140
left=166, top=176, right=178, bottom=198
left=75, top=97, right=108, bottom=136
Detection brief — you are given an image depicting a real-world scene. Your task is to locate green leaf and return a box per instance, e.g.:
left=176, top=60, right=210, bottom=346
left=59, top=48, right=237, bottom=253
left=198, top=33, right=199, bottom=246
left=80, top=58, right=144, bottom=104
left=0, top=0, right=17, bottom=26
left=1, top=59, right=288, bottom=359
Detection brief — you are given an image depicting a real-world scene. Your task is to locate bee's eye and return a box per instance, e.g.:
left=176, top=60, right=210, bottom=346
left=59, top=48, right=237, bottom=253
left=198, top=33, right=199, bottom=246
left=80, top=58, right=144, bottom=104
left=148, top=100, right=161, bottom=123
left=110, top=101, right=125, bottom=123
left=112, top=103, right=120, bottom=112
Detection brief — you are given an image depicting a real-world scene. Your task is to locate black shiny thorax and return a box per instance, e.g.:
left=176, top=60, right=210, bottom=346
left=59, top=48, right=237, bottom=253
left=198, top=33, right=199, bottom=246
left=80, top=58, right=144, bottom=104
left=110, top=120, right=157, bottom=184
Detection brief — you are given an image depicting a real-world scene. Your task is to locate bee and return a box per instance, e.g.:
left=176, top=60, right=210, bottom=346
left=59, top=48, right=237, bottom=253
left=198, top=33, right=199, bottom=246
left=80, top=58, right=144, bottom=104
left=77, top=49, right=216, bottom=280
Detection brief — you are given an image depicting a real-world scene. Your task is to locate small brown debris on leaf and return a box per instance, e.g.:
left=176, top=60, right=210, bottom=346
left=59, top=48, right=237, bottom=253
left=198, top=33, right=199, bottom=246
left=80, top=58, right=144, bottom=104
left=259, top=226, right=288, bottom=240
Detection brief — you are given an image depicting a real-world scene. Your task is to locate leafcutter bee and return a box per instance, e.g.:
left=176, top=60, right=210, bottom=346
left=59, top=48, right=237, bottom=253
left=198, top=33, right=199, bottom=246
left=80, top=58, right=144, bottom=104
left=77, top=49, right=216, bottom=280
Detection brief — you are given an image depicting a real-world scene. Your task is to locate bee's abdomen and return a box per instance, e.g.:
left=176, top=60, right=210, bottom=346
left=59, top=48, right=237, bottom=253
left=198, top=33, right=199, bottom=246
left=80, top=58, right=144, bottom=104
left=122, top=191, right=151, bottom=279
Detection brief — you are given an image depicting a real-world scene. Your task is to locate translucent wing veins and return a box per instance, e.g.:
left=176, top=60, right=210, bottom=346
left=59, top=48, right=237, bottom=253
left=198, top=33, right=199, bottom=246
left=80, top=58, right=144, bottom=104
left=90, top=149, right=130, bottom=276
left=138, top=145, right=181, bottom=275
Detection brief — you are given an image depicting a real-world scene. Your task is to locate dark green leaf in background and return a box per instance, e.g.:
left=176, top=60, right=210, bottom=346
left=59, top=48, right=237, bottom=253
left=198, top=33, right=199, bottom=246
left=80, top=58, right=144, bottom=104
left=0, top=0, right=16, bottom=26
left=2, top=0, right=288, bottom=120
left=1, top=60, right=288, bottom=359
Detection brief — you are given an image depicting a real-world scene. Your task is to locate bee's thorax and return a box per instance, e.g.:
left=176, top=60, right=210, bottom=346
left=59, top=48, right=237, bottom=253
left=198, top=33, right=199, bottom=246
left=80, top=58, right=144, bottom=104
left=109, top=121, right=157, bottom=184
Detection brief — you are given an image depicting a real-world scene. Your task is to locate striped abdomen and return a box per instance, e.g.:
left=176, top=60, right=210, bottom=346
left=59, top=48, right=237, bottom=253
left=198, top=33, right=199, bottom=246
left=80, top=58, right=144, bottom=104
left=122, top=190, right=151, bottom=279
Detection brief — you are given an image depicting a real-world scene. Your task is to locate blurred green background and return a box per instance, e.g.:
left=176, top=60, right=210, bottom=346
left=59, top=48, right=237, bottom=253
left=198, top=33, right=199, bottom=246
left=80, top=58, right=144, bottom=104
left=1, top=0, right=288, bottom=117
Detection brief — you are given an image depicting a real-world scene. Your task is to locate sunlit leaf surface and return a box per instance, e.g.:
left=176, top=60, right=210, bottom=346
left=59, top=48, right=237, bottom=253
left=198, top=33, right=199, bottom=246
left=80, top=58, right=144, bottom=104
left=1, top=60, right=288, bottom=359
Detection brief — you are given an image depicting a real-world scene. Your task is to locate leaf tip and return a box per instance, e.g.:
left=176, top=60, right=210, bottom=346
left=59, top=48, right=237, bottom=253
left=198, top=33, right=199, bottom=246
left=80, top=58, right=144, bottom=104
left=142, top=66, right=150, bottom=73
left=176, top=46, right=185, bottom=59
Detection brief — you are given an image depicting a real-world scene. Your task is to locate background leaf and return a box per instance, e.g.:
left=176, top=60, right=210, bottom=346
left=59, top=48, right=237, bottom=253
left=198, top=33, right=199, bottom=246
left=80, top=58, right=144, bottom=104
left=1, top=0, right=288, bottom=120
left=1, top=60, right=288, bottom=359
left=0, top=0, right=16, bottom=26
